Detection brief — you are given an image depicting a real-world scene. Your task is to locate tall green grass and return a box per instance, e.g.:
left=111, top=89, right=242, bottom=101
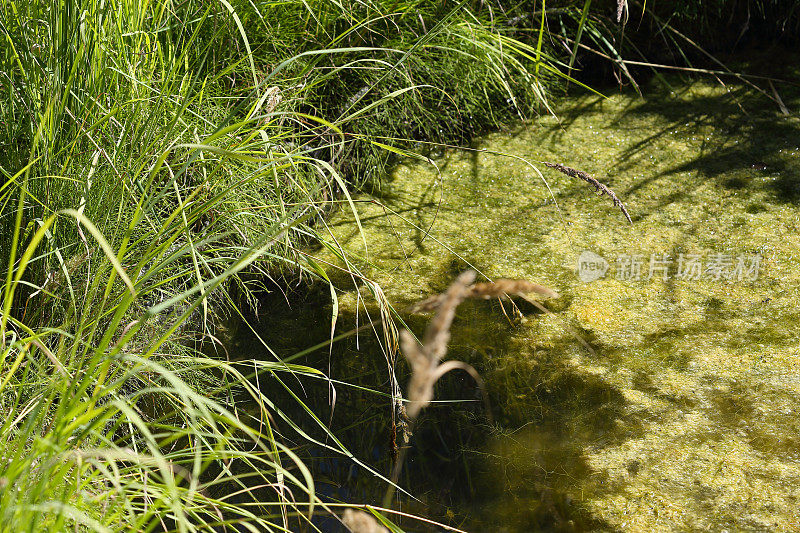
left=0, top=1, right=323, bottom=529
left=0, top=0, right=584, bottom=530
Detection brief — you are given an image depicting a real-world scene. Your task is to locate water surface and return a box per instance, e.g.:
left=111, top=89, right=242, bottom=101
left=236, top=79, right=800, bottom=531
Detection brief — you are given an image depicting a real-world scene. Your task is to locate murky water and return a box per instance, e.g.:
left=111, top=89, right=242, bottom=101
left=233, top=78, right=800, bottom=531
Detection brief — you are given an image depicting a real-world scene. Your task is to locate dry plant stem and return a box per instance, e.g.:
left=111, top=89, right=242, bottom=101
left=400, top=329, right=436, bottom=421
left=543, top=161, right=632, bottom=223
left=408, top=278, right=558, bottom=313
left=769, top=80, right=791, bottom=116
left=339, top=505, right=468, bottom=533
left=470, top=279, right=559, bottom=300
left=386, top=270, right=514, bottom=509
left=342, top=509, right=389, bottom=533
left=384, top=272, right=477, bottom=509
left=387, top=273, right=561, bottom=508
left=616, top=0, right=627, bottom=23
left=420, top=270, right=476, bottom=363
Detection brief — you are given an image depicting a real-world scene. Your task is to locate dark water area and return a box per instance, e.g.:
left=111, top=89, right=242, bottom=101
left=227, top=74, right=800, bottom=531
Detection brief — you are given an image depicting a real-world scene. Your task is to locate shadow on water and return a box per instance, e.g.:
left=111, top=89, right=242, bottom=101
left=625, top=85, right=799, bottom=202
left=536, top=78, right=800, bottom=220
left=227, top=271, right=645, bottom=532
left=327, top=186, right=448, bottom=258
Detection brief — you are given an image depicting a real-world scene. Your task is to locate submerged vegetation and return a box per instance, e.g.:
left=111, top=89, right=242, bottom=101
left=1, top=0, right=799, bottom=531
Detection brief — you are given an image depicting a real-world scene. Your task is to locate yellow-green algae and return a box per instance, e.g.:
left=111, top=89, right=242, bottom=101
left=301, top=80, right=800, bottom=531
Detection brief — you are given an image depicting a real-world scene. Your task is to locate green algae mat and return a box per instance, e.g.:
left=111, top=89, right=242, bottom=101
left=276, top=81, right=800, bottom=531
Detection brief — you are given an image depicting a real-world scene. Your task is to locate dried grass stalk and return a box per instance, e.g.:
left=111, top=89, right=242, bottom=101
left=402, top=272, right=560, bottom=419
left=420, top=269, right=476, bottom=360
left=543, top=161, right=632, bottom=224
left=469, top=279, right=559, bottom=300
left=390, top=270, right=541, bottom=507
left=617, top=0, right=627, bottom=23
left=407, top=294, right=449, bottom=313
left=408, top=277, right=558, bottom=314
left=342, top=509, right=389, bottom=533
left=401, top=271, right=506, bottom=418
left=401, top=270, right=476, bottom=420
left=400, top=329, right=436, bottom=420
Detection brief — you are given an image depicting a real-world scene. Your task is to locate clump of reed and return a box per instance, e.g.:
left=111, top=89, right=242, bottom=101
left=384, top=270, right=558, bottom=507
left=543, top=161, right=633, bottom=223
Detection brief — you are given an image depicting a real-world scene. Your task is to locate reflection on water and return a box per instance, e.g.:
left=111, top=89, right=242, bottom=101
left=232, top=78, right=800, bottom=531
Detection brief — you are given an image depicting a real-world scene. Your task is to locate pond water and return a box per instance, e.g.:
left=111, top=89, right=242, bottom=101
left=232, top=78, right=800, bottom=531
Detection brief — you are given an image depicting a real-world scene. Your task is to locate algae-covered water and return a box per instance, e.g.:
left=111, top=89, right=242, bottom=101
left=236, top=79, right=800, bottom=531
